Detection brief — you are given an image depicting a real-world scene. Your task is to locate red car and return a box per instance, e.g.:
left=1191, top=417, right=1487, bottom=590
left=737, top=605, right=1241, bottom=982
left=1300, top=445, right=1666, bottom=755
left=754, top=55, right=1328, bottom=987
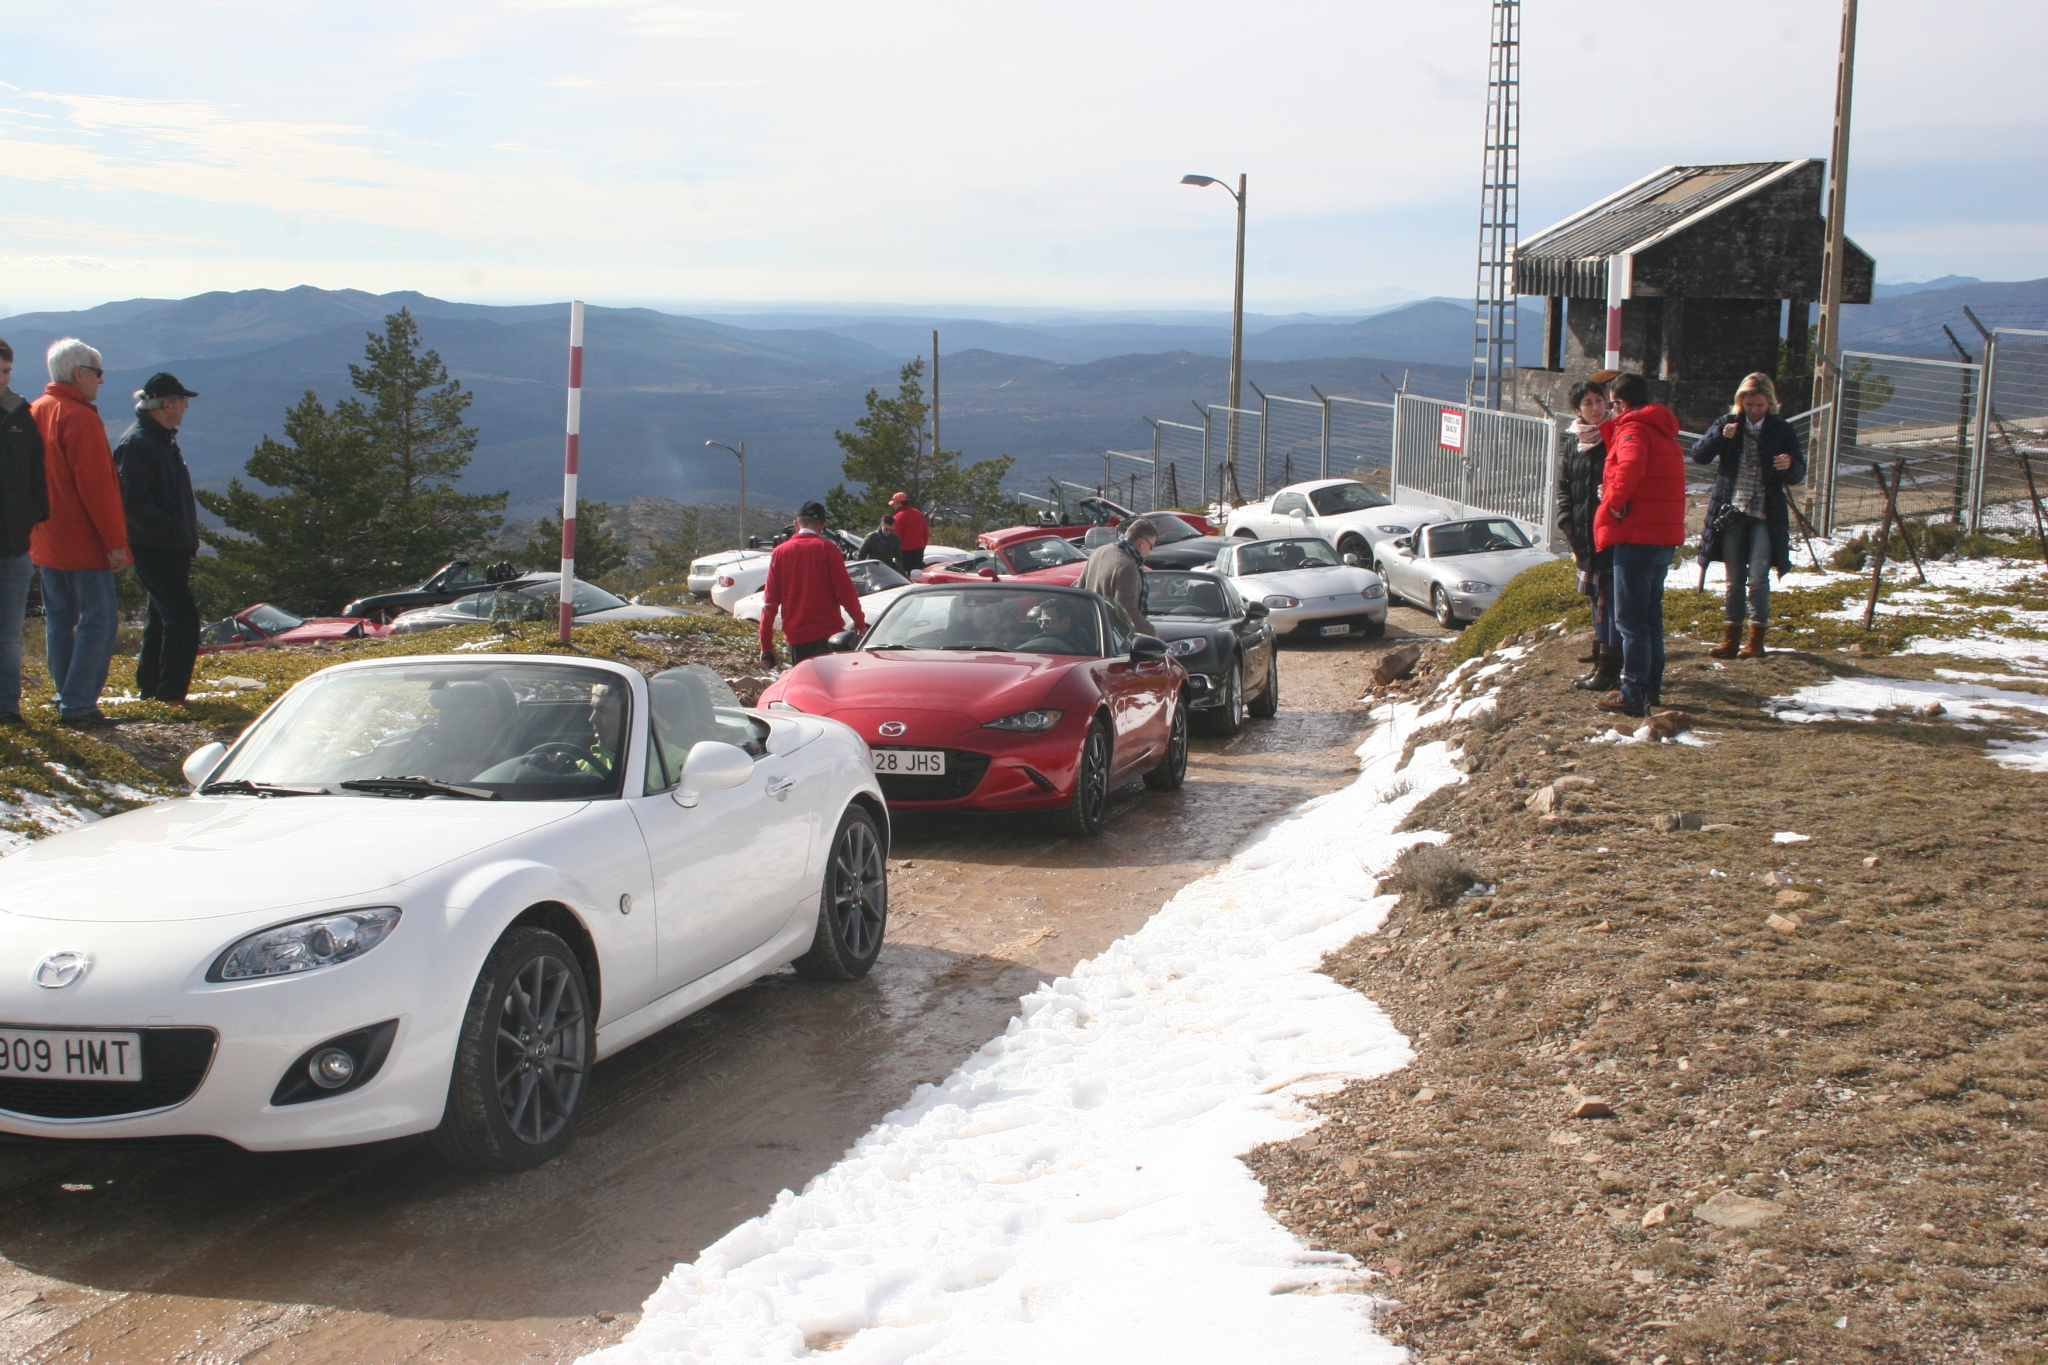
left=1037, top=495, right=1219, bottom=539
left=758, top=583, right=1188, bottom=836
left=198, top=603, right=394, bottom=654
left=914, top=526, right=1091, bottom=586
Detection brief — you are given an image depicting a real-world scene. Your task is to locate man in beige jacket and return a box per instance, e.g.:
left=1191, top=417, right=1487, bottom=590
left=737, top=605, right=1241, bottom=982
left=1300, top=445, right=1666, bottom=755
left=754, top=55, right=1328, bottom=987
left=1077, top=517, right=1158, bottom=637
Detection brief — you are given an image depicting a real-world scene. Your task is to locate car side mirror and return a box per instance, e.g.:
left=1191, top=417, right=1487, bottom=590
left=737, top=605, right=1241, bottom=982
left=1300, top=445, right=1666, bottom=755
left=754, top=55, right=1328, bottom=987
left=1393, top=537, right=1414, bottom=553
left=183, top=742, right=228, bottom=788
left=673, top=740, right=755, bottom=808
left=978, top=566, right=999, bottom=579
left=1243, top=599, right=1270, bottom=619
left=1343, top=552, right=1364, bottom=567
left=1129, top=634, right=1169, bottom=663
left=1289, top=508, right=1307, bottom=518
left=828, top=629, right=859, bottom=652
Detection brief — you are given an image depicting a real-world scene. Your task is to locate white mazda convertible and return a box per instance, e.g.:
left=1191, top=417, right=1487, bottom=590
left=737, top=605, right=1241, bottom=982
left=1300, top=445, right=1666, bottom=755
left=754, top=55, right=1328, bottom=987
left=0, top=655, right=888, bottom=1170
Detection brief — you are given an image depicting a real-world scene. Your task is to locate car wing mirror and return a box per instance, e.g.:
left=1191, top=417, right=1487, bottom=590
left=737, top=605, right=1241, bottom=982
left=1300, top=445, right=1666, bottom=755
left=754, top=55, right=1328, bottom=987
left=1243, top=599, right=1270, bottom=619
left=673, top=740, right=755, bottom=808
left=183, top=742, right=228, bottom=788
left=1393, top=537, right=1414, bottom=553
left=1343, top=552, right=1364, bottom=567
left=978, top=566, right=1000, bottom=579
left=1128, top=634, right=1169, bottom=663
left=828, top=629, right=860, bottom=652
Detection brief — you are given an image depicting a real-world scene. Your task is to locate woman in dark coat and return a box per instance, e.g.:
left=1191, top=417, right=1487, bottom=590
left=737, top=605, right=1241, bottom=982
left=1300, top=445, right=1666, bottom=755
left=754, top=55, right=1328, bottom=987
left=1690, top=372, right=1806, bottom=659
left=1555, top=378, right=1615, bottom=690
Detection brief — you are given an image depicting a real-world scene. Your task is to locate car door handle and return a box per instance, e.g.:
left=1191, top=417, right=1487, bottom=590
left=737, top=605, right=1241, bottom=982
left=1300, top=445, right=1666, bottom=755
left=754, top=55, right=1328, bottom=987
left=765, top=775, right=795, bottom=797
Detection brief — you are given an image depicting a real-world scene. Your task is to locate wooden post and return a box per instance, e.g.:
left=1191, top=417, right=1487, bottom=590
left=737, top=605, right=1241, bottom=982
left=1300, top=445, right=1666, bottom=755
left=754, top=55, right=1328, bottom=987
left=2013, top=440, right=2048, bottom=568
left=1814, top=0, right=1859, bottom=503
left=1860, top=461, right=1895, bottom=630
left=1883, top=461, right=1927, bottom=584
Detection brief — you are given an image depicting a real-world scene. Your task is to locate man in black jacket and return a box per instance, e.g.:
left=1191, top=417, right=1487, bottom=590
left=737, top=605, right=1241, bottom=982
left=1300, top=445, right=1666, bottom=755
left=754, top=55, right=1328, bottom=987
left=114, top=373, right=202, bottom=704
left=0, top=340, right=51, bottom=726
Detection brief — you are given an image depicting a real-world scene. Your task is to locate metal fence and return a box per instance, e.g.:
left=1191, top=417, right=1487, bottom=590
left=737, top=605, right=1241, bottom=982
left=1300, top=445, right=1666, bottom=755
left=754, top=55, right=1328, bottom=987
left=1257, top=391, right=1325, bottom=500
left=1828, top=351, right=1984, bottom=529
left=1981, top=328, right=2048, bottom=532
left=1392, top=393, right=1560, bottom=548
left=1326, top=395, right=1395, bottom=489
left=1150, top=418, right=1206, bottom=510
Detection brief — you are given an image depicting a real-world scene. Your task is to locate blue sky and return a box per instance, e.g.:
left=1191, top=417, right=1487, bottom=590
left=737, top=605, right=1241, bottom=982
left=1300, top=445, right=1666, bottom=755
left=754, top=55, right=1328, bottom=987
left=2, top=0, right=2042, bottom=315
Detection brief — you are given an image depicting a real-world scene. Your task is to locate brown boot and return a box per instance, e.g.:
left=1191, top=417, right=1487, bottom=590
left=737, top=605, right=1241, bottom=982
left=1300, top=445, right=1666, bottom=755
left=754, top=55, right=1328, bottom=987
left=1574, top=644, right=1621, bottom=692
left=1739, top=623, right=1767, bottom=659
left=1708, top=622, right=1742, bottom=659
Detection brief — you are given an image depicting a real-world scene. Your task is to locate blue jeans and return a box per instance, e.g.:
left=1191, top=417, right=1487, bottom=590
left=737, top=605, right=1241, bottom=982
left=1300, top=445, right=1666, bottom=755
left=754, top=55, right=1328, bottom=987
left=0, top=553, right=31, bottom=717
left=40, top=567, right=119, bottom=719
left=1720, top=514, right=1773, bottom=626
left=1611, top=543, right=1674, bottom=706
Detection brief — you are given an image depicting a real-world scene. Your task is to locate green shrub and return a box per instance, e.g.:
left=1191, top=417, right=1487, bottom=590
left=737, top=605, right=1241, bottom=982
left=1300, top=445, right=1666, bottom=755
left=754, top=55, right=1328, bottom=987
left=1450, top=557, right=1587, bottom=662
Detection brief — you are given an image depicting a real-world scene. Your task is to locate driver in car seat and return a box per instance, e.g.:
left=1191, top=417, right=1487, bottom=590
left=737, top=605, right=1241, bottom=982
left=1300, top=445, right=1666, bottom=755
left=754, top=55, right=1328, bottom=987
left=1019, top=596, right=1085, bottom=654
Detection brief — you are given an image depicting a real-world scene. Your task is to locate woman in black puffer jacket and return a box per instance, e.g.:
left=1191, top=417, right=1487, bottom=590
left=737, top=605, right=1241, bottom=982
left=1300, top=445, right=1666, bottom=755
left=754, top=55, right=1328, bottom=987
left=1690, top=372, right=1806, bottom=659
left=1554, top=378, right=1615, bottom=690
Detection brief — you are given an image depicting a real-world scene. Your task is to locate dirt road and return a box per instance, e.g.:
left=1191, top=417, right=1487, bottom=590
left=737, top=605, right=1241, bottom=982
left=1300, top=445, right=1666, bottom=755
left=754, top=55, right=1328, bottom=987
left=0, top=612, right=1442, bottom=1364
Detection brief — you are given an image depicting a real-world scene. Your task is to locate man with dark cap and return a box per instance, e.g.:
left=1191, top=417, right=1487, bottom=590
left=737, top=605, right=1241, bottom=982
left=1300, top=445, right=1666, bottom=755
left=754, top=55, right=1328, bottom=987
left=114, top=373, right=202, bottom=704
left=757, top=501, right=866, bottom=668
left=0, top=339, right=50, bottom=726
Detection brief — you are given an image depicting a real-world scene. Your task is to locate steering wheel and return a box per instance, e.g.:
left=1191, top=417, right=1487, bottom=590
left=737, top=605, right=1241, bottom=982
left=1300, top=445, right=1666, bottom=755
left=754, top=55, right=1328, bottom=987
left=520, top=741, right=595, bottom=776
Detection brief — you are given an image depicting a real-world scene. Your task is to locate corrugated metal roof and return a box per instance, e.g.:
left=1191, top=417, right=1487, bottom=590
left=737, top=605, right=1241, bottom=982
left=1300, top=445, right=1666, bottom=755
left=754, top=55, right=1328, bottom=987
left=1519, top=161, right=1800, bottom=261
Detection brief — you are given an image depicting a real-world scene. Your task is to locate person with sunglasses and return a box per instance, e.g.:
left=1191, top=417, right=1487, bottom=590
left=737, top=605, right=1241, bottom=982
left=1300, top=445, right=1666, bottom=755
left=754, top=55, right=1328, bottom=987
left=30, top=337, right=131, bottom=727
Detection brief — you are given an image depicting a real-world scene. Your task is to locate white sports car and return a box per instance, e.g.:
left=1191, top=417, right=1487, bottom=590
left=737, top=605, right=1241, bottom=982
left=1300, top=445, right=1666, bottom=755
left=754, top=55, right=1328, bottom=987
left=0, top=655, right=888, bottom=1170
left=1212, top=535, right=1388, bottom=640
left=1223, top=478, right=1450, bottom=563
left=1376, top=516, right=1560, bottom=629
left=687, top=548, right=768, bottom=597
left=732, top=559, right=914, bottom=626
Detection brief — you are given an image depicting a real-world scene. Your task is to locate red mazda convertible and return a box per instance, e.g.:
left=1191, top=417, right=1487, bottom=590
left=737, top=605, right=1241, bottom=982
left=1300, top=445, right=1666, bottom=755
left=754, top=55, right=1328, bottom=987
left=756, top=583, right=1188, bottom=836
left=912, top=526, right=1090, bottom=587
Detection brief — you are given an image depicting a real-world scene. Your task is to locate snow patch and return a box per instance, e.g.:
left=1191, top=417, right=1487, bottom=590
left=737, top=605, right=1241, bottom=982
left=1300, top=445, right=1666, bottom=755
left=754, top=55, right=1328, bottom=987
left=1765, top=674, right=2048, bottom=772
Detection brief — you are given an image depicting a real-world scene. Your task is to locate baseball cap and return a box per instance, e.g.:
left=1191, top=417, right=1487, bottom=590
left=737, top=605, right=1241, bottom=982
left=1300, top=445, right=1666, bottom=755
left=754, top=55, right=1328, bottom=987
left=140, top=371, right=199, bottom=399
left=888, top=491, right=909, bottom=503
left=799, top=500, right=828, bottom=519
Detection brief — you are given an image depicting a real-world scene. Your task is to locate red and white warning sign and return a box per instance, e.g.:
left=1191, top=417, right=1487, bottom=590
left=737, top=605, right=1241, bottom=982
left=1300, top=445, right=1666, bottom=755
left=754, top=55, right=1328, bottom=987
left=1438, top=408, right=1465, bottom=451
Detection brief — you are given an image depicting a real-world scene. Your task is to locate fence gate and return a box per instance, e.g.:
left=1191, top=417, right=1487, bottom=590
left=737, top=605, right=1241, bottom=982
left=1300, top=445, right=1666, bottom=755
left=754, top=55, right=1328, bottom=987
left=1393, top=393, right=1559, bottom=549
left=1828, top=350, right=1985, bottom=531
left=1980, top=329, right=2048, bottom=533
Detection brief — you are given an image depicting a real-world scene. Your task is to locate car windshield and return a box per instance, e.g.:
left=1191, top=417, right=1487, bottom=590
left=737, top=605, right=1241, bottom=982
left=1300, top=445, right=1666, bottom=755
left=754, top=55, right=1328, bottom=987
left=1427, top=519, right=1531, bottom=557
left=1144, top=573, right=1231, bottom=619
left=847, top=560, right=910, bottom=594
left=449, top=580, right=626, bottom=621
left=1235, top=537, right=1343, bottom=575
left=1308, top=482, right=1393, bottom=514
left=1002, top=535, right=1086, bottom=572
left=865, top=587, right=1102, bottom=656
left=245, top=603, right=305, bottom=633
left=209, top=662, right=632, bottom=800
left=1142, top=514, right=1202, bottom=544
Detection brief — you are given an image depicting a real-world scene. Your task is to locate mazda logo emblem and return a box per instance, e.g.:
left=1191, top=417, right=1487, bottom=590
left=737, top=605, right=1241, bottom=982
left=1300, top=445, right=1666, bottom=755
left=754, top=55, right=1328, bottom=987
left=878, top=721, right=907, bottom=738
left=33, top=952, right=90, bottom=989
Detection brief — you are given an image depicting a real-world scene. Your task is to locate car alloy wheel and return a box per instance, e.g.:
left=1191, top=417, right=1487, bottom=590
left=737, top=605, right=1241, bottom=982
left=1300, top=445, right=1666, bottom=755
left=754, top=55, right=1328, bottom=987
left=1433, top=585, right=1460, bottom=631
left=1205, top=658, right=1246, bottom=738
left=1374, top=561, right=1398, bottom=604
left=1143, top=697, right=1189, bottom=791
left=432, top=927, right=592, bottom=1172
left=793, top=805, right=889, bottom=980
left=1058, top=721, right=1113, bottom=837
left=1248, top=650, right=1280, bottom=720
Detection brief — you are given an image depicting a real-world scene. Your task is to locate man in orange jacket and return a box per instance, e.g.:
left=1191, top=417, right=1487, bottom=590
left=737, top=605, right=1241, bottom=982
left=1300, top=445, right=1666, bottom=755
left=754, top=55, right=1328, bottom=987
left=32, top=338, right=131, bottom=727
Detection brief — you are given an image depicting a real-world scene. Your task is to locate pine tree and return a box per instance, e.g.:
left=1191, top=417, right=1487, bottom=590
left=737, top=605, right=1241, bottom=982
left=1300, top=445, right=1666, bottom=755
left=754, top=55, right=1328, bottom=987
left=522, top=499, right=629, bottom=580
left=825, top=359, right=1024, bottom=534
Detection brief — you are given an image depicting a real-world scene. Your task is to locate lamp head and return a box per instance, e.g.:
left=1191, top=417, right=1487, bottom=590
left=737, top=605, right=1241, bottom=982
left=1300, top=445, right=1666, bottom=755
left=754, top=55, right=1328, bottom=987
left=1180, top=175, right=1218, bottom=187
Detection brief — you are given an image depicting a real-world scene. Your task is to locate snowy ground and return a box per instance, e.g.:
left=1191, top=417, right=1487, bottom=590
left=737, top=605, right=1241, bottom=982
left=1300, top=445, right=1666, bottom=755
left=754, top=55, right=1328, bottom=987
left=580, top=669, right=1510, bottom=1365
left=1765, top=673, right=2048, bottom=773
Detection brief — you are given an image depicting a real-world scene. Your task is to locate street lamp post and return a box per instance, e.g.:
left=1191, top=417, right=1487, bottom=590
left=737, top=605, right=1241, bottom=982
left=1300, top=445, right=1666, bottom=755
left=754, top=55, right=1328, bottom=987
left=705, top=440, right=747, bottom=546
left=1181, top=173, right=1247, bottom=505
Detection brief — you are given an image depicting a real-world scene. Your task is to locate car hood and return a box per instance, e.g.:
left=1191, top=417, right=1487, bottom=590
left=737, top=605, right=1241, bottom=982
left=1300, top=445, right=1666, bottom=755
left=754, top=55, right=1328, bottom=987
left=1420, top=547, right=1555, bottom=583
left=0, top=798, right=584, bottom=923
left=776, top=649, right=1074, bottom=720
left=1234, top=564, right=1380, bottom=598
left=1144, top=537, right=1230, bottom=569
left=1322, top=503, right=1450, bottom=533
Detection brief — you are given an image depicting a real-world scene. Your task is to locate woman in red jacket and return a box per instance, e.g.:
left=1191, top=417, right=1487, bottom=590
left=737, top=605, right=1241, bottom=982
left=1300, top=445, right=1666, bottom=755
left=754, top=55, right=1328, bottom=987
left=1591, top=372, right=1687, bottom=718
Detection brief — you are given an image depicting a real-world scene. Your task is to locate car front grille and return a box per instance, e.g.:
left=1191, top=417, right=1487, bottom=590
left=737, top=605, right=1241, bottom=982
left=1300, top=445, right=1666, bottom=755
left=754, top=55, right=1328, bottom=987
left=0, top=1028, right=217, bottom=1120
left=874, top=749, right=992, bottom=802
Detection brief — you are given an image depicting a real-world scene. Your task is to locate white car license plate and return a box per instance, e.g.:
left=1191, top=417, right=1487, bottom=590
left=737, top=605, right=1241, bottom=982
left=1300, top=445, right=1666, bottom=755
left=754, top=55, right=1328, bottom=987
left=1320, top=623, right=1352, bottom=637
left=0, top=1028, right=143, bottom=1081
left=872, top=748, right=946, bottom=775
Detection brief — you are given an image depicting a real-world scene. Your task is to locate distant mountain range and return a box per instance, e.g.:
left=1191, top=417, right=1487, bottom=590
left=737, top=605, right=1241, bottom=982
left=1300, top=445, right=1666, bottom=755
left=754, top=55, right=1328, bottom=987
left=1, top=280, right=2038, bottom=518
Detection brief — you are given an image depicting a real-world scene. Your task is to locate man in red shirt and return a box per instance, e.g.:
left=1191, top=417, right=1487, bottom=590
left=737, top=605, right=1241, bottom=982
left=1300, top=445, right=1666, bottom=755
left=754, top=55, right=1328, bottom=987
left=1591, top=372, right=1687, bottom=718
left=888, top=491, right=929, bottom=575
left=32, top=338, right=130, bottom=727
left=758, top=501, right=867, bottom=667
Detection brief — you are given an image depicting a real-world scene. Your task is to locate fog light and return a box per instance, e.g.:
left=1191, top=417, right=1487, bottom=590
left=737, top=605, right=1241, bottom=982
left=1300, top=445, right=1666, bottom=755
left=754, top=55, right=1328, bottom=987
left=309, top=1047, right=356, bottom=1089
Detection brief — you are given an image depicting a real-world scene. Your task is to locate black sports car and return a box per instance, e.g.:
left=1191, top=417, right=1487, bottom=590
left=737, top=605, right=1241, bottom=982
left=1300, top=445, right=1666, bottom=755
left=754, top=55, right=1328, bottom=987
left=1077, top=514, right=1232, bottom=571
left=342, top=559, right=527, bottom=624
left=1139, top=570, right=1278, bottom=737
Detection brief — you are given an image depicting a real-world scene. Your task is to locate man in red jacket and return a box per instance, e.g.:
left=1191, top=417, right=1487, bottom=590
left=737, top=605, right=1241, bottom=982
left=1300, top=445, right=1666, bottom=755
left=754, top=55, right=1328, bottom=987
left=888, top=491, right=929, bottom=576
left=32, top=338, right=131, bottom=727
left=758, top=502, right=867, bottom=667
left=1591, top=372, right=1686, bottom=718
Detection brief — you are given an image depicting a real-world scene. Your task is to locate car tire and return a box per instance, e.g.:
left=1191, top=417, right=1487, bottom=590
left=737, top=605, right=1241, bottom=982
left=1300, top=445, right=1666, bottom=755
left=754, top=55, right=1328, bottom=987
left=1234, top=529, right=1257, bottom=539
left=431, top=926, right=593, bottom=1173
left=1374, top=561, right=1399, bottom=604
left=1337, top=534, right=1367, bottom=560
left=1248, top=651, right=1280, bottom=719
left=1432, top=585, right=1462, bottom=631
left=1201, top=658, right=1245, bottom=738
left=1057, top=720, right=1114, bottom=837
left=1143, top=697, right=1189, bottom=791
left=1364, top=618, right=1388, bottom=640
left=791, top=805, right=889, bottom=981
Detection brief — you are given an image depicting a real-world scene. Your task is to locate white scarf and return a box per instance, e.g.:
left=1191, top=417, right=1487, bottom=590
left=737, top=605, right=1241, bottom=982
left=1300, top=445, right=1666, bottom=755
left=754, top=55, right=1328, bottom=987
left=1571, top=419, right=1603, bottom=453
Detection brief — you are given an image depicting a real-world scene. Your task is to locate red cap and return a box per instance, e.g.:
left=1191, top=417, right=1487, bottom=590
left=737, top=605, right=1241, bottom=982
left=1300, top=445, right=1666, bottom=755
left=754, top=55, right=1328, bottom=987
left=889, top=491, right=909, bottom=503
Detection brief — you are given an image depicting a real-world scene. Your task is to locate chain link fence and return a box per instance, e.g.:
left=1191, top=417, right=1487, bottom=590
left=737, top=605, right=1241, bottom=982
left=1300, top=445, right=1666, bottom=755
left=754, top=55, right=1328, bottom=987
left=1257, top=393, right=1325, bottom=501
left=1326, top=396, right=1396, bottom=491
left=1391, top=393, right=1559, bottom=547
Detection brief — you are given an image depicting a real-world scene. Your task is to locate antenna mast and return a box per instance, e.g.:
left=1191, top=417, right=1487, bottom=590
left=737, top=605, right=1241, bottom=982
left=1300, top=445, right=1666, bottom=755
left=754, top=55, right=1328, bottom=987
left=1470, top=0, right=1521, bottom=411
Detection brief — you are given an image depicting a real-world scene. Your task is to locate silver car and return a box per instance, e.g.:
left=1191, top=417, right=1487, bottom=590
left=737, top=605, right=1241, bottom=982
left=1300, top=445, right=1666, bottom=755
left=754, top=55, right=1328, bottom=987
left=1375, top=517, right=1559, bottom=629
left=1213, top=535, right=1388, bottom=641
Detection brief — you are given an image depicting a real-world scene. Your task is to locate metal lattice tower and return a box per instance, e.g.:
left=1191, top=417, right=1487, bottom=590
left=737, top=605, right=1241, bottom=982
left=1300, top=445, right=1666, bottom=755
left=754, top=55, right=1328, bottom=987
left=1470, top=0, right=1520, bottom=411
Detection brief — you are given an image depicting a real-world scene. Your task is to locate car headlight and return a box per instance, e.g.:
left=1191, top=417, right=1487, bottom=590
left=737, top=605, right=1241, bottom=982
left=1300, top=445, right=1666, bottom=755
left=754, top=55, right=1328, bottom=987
left=984, top=708, right=1065, bottom=731
left=209, top=907, right=402, bottom=982
left=1361, top=583, right=1386, bottom=600
left=1263, top=595, right=1300, bottom=608
left=1376, top=524, right=1411, bottom=535
left=1166, top=637, right=1206, bottom=658
left=1456, top=581, right=1495, bottom=594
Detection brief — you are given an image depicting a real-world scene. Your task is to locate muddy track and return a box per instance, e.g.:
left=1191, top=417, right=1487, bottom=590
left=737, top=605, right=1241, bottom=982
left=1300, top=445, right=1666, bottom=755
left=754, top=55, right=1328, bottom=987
left=0, top=611, right=1445, bottom=1364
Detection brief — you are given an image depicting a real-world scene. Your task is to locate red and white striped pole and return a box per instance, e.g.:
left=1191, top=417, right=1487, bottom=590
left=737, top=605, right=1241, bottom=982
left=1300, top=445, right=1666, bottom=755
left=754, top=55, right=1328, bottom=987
left=1603, top=253, right=1631, bottom=373
left=559, top=300, right=584, bottom=643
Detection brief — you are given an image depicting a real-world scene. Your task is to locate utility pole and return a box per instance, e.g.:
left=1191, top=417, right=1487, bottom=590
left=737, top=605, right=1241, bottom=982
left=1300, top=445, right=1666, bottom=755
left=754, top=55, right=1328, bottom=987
left=1470, top=0, right=1521, bottom=411
left=1181, top=172, right=1248, bottom=503
left=931, top=329, right=941, bottom=459
left=1814, top=0, right=1858, bottom=497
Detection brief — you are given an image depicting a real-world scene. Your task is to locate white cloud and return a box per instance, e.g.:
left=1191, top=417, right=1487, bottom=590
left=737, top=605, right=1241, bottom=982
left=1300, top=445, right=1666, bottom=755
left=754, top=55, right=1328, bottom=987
left=545, top=75, right=607, bottom=87
left=0, top=255, right=144, bottom=271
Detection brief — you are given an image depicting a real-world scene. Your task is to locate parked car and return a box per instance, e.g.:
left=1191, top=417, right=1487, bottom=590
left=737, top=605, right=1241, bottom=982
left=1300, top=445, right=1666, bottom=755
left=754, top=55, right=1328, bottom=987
left=387, top=575, right=688, bottom=634
left=1138, top=570, right=1278, bottom=737
left=1034, top=495, right=1219, bottom=538
left=0, top=656, right=887, bottom=1169
left=1223, top=478, right=1449, bottom=565
left=199, top=603, right=394, bottom=655
left=342, top=560, right=527, bottom=624
left=708, top=528, right=863, bottom=614
left=687, top=548, right=768, bottom=597
left=1072, top=511, right=1232, bottom=570
left=1212, top=535, right=1388, bottom=641
left=1376, top=516, right=1559, bottom=629
left=758, top=583, right=1187, bottom=837
left=732, top=558, right=914, bottom=626
left=913, top=527, right=1092, bottom=587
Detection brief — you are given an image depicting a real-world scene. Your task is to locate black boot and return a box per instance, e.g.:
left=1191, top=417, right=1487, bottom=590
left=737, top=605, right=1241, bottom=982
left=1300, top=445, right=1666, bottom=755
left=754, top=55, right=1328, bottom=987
left=1574, top=644, right=1620, bottom=692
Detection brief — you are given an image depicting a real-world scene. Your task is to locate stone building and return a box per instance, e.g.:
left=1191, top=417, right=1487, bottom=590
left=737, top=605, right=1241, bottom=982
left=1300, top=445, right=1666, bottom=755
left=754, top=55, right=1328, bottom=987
left=1514, top=159, right=1873, bottom=428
